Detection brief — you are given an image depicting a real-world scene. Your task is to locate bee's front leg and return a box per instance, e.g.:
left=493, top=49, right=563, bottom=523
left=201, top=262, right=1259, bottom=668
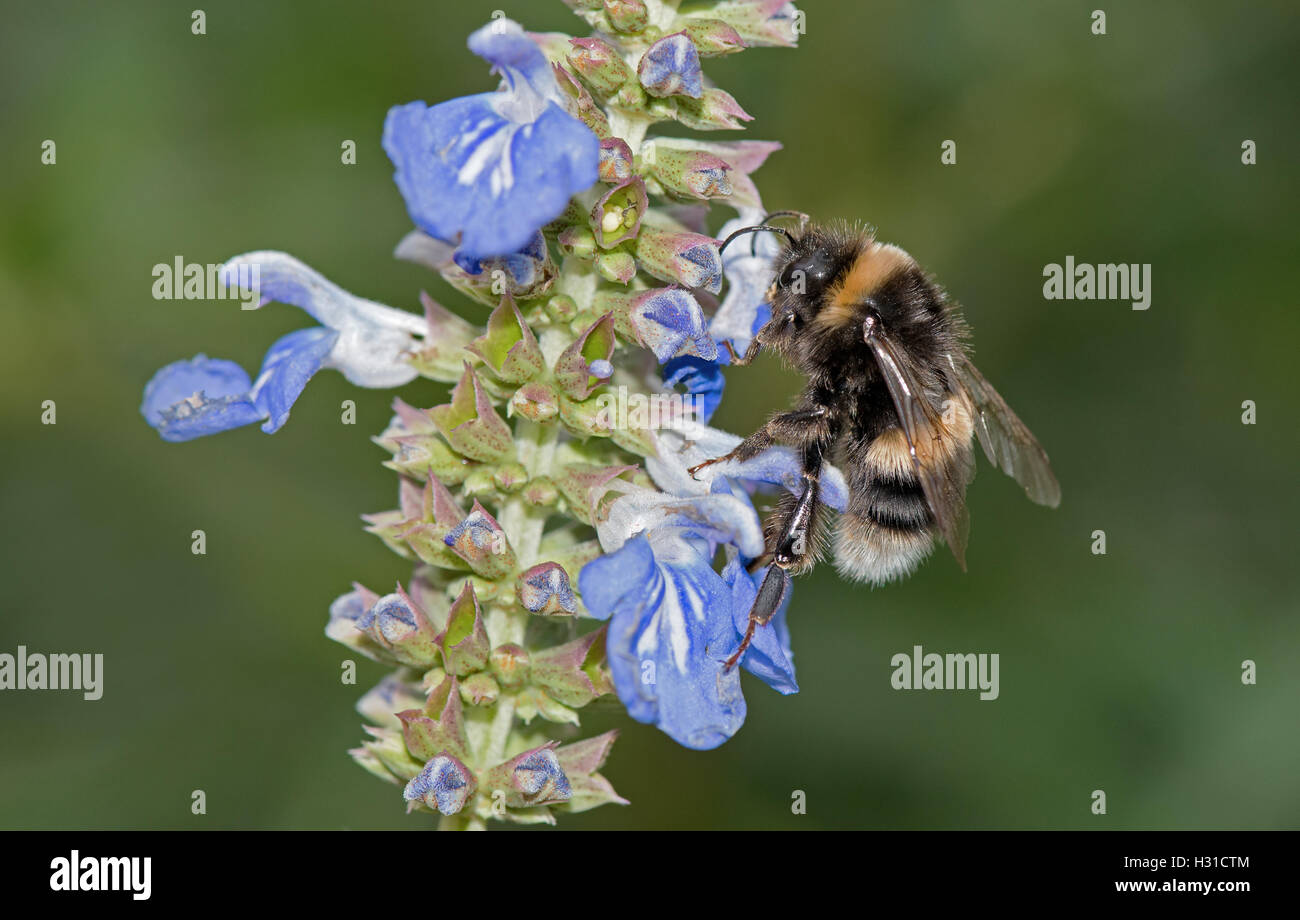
left=687, top=405, right=829, bottom=480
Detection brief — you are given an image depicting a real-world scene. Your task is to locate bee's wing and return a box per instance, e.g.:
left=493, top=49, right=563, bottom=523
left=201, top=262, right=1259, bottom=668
left=865, top=332, right=973, bottom=570
left=945, top=352, right=1061, bottom=508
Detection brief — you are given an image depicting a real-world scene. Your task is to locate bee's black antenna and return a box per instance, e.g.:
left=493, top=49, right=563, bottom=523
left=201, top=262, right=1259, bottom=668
left=717, top=224, right=795, bottom=257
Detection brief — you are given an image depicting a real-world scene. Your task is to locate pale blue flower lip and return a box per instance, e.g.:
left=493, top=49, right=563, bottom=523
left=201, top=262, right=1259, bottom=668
left=382, top=18, right=599, bottom=261
left=140, top=355, right=265, bottom=442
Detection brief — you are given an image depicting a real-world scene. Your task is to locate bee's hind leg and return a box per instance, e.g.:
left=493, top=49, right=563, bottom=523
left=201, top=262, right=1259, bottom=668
left=723, top=441, right=825, bottom=672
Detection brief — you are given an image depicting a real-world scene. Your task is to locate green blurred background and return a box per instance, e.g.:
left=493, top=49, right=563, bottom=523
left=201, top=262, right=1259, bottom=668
left=2, top=0, right=1296, bottom=830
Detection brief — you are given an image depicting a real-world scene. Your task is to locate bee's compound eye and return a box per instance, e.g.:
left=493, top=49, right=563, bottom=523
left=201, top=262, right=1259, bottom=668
left=779, top=249, right=835, bottom=293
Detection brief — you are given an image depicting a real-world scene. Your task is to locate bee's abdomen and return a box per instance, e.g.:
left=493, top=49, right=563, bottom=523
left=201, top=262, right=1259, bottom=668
left=862, top=474, right=931, bottom=531
left=833, top=428, right=935, bottom=584
left=835, top=480, right=935, bottom=585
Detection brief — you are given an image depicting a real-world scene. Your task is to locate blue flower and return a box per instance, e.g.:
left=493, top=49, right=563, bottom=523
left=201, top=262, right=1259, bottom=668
left=140, top=252, right=426, bottom=442
left=580, top=530, right=748, bottom=750
left=383, top=18, right=600, bottom=261
left=582, top=470, right=812, bottom=749
left=576, top=419, right=848, bottom=747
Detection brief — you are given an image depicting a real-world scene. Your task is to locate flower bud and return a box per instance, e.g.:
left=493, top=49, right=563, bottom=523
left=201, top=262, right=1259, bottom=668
left=552, top=313, right=617, bottom=400
left=643, top=145, right=733, bottom=200
left=467, top=294, right=544, bottom=385
left=699, top=0, right=801, bottom=48
left=567, top=36, right=633, bottom=95
left=458, top=671, right=500, bottom=706
left=429, top=363, right=514, bottom=463
left=522, top=476, right=560, bottom=508
left=443, top=501, right=517, bottom=580
left=557, top=224, right=598, bottom=259
left=596, top=248, right=637, bottom=285
left=635, top=225, right=723, bottom=293
left=604, top=0, right=648, bottom=33
left=591, top=177, right=647, bottom=249
left=481, top=743, right=572, bottom=808
left=490, top=644, right=531, bottom=688
left=326, top=583, right=391, bottom=662
left=516, top=562, right=578, bottom=615
left=439, top=582, right=491, bottom=676
left=672, top=87, right=753, bottom=131
left=623, top=286, right=718, bottom=361
left=678, top=17, right=746, bottom=56
left=510, top=381, right=561, bottom=423
left=354, top=586, right=441, bottom=667
left=598, top=137, right=634, bottom=184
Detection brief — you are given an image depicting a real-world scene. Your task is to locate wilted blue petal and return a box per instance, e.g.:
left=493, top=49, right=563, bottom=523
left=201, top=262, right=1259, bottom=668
left=383, top=19, right=599, bottom=260
left=140, top=355, right=263, bottom=442
left=404, top=755, right=475, bottom=815
left=513, top=748, right=571, bottom=800
left=580, top=534, right=746, bottom=750
left=630, top=287, right=717, bottom=362
left=638, top=33, right=703, bottom=98
left=250, top=326, right=339, bottom=433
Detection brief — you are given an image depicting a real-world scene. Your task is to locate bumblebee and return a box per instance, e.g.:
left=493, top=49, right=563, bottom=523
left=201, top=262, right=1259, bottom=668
left=690, top=216, right=1061, bottom=669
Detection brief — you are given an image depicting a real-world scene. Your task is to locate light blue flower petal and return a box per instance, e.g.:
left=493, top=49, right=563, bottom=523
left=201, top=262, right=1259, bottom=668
left=647, top=421, right=850, bottom=513
left=140, top=355, right=263, bottom=442
left=467, top=18, right=559, bottom=106
left=221, top=252, right=424, bottom=389
left=596, top=487, right=766, bottom=561
left=581, top=534, right=746, bottom=750
left=722, top=552, right=798, bottom=694
left=251, top=326, right=340, bottom=433
left=711, top=210, right=782, bottom=355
